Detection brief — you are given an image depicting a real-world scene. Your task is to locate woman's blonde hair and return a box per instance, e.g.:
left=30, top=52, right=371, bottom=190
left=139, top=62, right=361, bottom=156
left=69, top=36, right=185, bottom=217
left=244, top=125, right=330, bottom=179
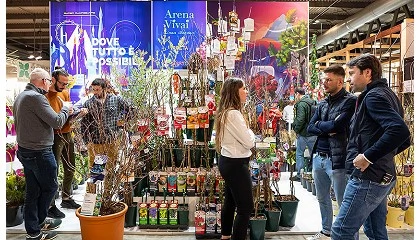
left=214, top=77, right=245, bottom=153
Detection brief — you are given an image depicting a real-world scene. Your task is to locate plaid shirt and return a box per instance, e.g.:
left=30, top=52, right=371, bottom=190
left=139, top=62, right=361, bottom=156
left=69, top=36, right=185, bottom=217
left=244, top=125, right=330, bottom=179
left=81, top=94, right=131, bottom=144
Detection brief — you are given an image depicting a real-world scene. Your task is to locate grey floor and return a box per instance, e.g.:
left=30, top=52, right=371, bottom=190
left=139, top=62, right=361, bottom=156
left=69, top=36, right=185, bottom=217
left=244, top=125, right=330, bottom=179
left=5, top=173, right=414, bottom=240
left=5, top=232, right=415, bottom=239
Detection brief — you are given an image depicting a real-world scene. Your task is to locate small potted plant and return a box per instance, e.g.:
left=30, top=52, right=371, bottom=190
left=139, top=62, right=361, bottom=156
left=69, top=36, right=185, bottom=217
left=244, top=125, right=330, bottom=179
left=6, top=171, right=26, bottom=227
left=6, top=142, right=17, bottom=163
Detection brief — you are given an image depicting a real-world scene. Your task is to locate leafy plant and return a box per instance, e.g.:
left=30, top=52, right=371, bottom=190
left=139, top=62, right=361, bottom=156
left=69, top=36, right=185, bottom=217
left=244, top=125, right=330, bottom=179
left=6, top=172, right=26, bottom=207
left=309, top=34, right=320, bottom=89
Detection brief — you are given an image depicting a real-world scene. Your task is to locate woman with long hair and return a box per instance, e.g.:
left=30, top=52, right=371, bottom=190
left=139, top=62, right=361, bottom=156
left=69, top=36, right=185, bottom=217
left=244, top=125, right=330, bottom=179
left=215, top=77, right=255, bottom=240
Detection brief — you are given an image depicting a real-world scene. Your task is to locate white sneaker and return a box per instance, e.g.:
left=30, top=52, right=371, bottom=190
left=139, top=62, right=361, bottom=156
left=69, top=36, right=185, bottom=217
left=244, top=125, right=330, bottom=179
left=306, top=231, right=330, bottom=240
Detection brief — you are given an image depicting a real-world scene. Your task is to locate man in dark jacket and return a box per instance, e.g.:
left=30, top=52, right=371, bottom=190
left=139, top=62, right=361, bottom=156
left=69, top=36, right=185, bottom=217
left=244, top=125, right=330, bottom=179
left=331, top=54, right=410, bottom=240
left=306, top=65, right=356, bottom=240
left=291, top=88, right=317, bottom=181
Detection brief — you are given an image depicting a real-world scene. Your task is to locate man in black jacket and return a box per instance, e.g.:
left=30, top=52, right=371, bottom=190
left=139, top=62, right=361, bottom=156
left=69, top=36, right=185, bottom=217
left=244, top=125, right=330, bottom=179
left=331, top=54, right=410, bottom=240
left=306, top=65, right=356, bottom=240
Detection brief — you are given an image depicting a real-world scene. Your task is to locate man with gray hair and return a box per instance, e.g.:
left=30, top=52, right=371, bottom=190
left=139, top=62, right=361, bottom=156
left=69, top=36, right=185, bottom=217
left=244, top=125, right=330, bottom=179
left=13, top=68, right=70, bottom=240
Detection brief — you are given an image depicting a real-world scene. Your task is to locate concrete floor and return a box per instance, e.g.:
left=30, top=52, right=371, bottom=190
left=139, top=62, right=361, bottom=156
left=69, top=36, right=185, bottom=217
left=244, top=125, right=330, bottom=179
left=6, top=172, right=414, bottom=240
left=5, top=232, right=415, bottom=239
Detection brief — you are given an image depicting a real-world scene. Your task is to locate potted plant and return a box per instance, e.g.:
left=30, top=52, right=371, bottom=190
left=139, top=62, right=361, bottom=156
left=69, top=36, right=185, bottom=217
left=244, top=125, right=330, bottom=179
left=75, top=35, right=183, bottom=238
left=386, top=190, right=406, bottom=228
left=273, top=129, right=300, bottom=228
left=249, top=172, right=267, bottom=240
left=6, top=142, right=17, bottom=163
left=6, top=171, right=25, bottom=227
left=404, top=180, right=414, bottom=226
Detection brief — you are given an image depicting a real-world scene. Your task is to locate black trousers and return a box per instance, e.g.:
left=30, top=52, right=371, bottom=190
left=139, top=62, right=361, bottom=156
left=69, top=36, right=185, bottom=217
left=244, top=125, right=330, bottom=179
left=219, top=155, right=253, bottom=240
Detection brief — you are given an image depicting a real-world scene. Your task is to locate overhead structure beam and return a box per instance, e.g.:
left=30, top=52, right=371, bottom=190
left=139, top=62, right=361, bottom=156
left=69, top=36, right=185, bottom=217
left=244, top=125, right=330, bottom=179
left=309, top=2, right=371, bottom=8
left=6, top=13, right=49, bottom=20
left=6, top=0, right=50, bottom=7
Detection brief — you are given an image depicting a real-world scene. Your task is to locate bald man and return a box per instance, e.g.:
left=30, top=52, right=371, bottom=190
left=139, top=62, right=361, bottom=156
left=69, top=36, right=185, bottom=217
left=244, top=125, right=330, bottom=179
left=13, top=68, right=69, bottom=240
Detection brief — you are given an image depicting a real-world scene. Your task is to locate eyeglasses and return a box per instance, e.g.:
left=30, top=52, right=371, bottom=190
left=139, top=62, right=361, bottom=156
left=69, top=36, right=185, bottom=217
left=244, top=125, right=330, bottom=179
left=43, top=78, right=52, bottom=84
left=56, top=79, right=69, bottom=87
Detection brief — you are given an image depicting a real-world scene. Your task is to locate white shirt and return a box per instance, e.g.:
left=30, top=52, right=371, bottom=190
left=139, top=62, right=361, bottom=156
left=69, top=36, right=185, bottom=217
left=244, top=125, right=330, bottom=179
left=282, top=105, right=294, bottom=123
left=220, top=110, right=255, bottom=158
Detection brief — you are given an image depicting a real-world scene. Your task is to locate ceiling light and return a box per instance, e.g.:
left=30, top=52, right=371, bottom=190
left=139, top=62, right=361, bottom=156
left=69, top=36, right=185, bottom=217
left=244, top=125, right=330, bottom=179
left=28, top=54, right=35, bottom=59
left=329, top=57, right=336, bottom=63
left=35, top=56, right=42, bottom=60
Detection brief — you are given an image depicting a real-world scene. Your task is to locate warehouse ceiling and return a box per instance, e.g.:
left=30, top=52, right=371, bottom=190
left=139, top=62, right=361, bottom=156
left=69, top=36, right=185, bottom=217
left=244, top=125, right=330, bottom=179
left=6, top=0, right=414, bottom=62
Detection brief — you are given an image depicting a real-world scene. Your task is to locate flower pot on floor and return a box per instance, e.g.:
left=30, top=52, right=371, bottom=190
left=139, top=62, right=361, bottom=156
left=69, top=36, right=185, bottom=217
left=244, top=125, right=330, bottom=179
left=386, top=206, right=406, bottom=228
left=124, top=205, right=137, bottom=227
left=76, top=202, right=128, bottom=240
left=275, top=195, right=299, bottom=227
left=307, top=180, right=313, bottom=192
left=311, top=182, right=316, bottom=196
left=302, top=178, right=307, bottom=189
left=405, top=206, right=414, bottom=226
left=249, top=214, right=267, bottom=240
left=264, top=208, right=281, bottom=232
left=6, top=205, right=24, bottom=227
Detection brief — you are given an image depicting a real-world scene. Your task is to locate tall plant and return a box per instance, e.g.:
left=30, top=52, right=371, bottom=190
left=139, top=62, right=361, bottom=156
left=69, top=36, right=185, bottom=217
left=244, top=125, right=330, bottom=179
left=309, top=34, right=320, bottom=89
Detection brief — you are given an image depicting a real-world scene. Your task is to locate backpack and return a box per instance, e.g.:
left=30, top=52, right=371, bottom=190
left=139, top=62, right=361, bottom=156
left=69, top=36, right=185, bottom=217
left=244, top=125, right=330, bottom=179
left=304, top=100, right=317, bottom=122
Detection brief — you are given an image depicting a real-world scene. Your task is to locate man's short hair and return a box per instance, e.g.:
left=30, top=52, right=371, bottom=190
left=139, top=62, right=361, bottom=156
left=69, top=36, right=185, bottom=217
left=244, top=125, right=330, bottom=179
left=91, top=78, right=107, bottom=89
left=30, top=68, right=50, bottom=82
left=347, top=53, right=382, bottom=80
left=295, top=87, right=305, bottom=95
left=51, top=67, right=69, bottom=80
left=324, top=64, right=345, bottom=78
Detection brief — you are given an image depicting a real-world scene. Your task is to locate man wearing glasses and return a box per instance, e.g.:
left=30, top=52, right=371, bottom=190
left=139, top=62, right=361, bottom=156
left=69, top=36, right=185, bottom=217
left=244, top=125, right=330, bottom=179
left=13, top=68, right=69, bottom=240
left=45, top=67, right=87, bottom=218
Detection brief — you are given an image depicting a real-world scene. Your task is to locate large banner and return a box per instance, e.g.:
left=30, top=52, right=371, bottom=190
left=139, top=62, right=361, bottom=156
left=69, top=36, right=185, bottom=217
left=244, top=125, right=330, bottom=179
left=50, top=1, right=151, bottom=103
left=207, top=2, right=309, bottom=102
left=153, top=1, right=206, bottom=69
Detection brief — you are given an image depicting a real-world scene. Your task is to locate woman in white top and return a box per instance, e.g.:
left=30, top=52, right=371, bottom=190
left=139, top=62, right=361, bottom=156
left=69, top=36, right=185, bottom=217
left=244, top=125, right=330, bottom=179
left=215, top=77, right=255, bottom=240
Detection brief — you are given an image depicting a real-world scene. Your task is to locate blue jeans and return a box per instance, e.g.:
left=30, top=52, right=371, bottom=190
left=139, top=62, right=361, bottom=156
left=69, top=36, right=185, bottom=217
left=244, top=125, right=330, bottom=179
left=363, top=196, right=388, bottom=240
left=312, top=153, right=347, bottom=235
left=331, top=176, right=396, bottom=240
left=296, top=135, right=316, bottom=177
left=17, top=147, right=59, bottom=235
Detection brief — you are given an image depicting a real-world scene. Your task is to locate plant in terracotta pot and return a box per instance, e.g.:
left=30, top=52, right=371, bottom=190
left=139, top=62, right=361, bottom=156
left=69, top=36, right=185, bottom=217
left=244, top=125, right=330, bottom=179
left=6, top=171, right=25, bottom=227
left=75, top=34, right=183, bottom=238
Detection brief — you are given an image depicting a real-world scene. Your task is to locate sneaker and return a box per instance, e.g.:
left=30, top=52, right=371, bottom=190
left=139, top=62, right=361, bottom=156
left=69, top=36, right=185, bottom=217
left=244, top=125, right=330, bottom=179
left=47, top=206, right=66, bottom=219
left=306, top=231, right=331, bottom=240
left=26, top=231, right=57, bottom=240
left=61, top=198, right=81, bottom=209
left=40, top=218, right=62, bottom=231
left=290, top=175, right=301, bottom=182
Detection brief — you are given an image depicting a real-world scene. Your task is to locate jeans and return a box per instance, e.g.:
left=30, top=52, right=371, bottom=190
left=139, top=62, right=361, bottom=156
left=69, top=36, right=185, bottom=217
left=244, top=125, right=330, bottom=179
left=296, top=135, right=316, bottom=178
left=363, top=196, right=388, bottom=240
left=17, top=146, right=58, bottom=235
left=52, top=132, right=75, bottom=199
left=331, top=176, right=396, bottom=240
left=312, top=153, right=347, bottom=235
left=219, top=155, right=253, bottom=240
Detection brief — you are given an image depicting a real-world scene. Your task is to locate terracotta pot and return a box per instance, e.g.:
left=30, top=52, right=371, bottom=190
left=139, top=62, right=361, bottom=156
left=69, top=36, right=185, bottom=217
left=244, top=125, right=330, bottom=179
left=76, top=202, right=128, bottom=240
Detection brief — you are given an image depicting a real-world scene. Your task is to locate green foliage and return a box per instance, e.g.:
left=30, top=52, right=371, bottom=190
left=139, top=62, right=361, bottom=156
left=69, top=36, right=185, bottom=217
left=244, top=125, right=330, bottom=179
left=268, top=19, right=308, bottom=66
left=6, top=173, right=26, bottom=207
left=310, top=34, right=320, bottom=89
